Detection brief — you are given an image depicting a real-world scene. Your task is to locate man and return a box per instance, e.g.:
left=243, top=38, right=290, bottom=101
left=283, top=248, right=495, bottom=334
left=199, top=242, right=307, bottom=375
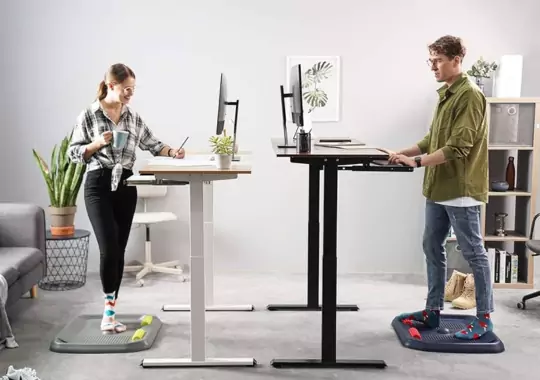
left=389, top=35, right=494, bottom=340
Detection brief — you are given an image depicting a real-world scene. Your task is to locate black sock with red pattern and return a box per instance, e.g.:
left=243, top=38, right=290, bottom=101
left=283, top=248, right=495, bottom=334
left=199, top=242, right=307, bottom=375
left=397, top=309, right=440, bottom=328
left=454, top=313, right=493, bottom=340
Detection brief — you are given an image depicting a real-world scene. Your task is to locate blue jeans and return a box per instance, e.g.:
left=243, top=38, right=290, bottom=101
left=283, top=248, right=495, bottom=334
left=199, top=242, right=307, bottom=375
left=423, top=199, right=494, bottom=314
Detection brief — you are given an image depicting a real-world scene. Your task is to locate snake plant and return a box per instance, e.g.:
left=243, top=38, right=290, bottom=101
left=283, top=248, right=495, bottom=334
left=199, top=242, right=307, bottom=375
left=32, top=131, right=86, bottom=208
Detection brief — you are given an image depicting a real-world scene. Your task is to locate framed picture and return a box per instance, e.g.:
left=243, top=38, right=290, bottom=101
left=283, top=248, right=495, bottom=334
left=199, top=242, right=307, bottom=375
left=286, top=55, right=341, bottom=122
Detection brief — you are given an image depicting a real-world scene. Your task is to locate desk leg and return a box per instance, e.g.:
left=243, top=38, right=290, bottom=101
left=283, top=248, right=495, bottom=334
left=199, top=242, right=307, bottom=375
left=163, top=181, right=254, bottom=312
left=270, top=163, right=386, bottom=369
left=267, top=164, right=358, bottom=312
left=142, top=180, right=256, bottom=368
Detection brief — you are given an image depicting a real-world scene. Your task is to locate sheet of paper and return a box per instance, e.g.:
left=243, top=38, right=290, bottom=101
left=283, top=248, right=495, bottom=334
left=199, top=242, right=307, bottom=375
left=125, top=175, right=156, bottom=183
left=147, top=156, right=214, bottom=167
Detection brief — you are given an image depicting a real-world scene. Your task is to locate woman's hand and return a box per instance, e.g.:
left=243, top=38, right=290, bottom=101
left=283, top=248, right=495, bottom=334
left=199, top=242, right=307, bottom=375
left=96, top=131, right=113, bottom=148
left=170, top=148, right=185, bottom=159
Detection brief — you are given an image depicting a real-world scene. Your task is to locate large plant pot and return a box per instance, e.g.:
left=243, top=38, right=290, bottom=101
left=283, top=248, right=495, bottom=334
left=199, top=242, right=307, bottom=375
left=215, top=154, right=232, bottom=169
left=49, top=206, right=77, bottom=236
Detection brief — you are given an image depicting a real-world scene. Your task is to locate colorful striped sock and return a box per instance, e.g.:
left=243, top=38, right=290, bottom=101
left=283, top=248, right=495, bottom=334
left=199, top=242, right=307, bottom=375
left=101, top=293, right=116, bottom=332
left=101, top=293, right=126, bottom=333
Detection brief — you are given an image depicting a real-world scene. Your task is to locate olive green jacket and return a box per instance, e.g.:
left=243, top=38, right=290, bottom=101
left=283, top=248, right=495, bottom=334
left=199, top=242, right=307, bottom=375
left=416, top=73, right=489, bottom=203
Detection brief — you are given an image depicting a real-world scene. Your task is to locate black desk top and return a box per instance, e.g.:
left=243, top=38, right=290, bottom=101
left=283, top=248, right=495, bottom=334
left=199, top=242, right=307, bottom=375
left=270, top=138, right=389, bottom=160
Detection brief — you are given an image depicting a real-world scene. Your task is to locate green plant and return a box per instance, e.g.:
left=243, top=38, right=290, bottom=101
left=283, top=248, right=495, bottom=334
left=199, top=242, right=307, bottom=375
left=32, top=131, right=86, bottom=208
left=467, top=56, right=498, bottom=79
left=209, top=130, right=234, bottom=155
left=302, top=61, right=334, bottom=112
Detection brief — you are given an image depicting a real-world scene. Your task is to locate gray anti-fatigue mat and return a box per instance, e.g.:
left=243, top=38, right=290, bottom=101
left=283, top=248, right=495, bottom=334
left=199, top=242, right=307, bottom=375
left=50, top=314, right=162, bottom=354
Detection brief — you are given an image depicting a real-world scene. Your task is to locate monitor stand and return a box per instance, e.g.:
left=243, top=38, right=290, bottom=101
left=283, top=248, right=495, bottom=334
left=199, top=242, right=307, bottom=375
left=225, top=99, right=242, bottom=160
left=278, top=85, right=298, bottom=149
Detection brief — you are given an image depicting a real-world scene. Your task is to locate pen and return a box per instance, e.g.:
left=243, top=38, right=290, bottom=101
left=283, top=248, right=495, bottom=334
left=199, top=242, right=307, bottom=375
left=178, top=136, right=189, bottom=152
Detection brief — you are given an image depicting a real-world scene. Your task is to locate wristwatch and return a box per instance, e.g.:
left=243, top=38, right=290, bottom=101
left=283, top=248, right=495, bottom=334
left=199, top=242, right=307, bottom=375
left=414, top=156, right=422, bottom=167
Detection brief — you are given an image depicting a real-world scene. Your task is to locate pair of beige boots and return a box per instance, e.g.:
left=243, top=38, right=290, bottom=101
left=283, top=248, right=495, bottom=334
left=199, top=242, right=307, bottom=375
left=444, top=270, right=476, bottom=310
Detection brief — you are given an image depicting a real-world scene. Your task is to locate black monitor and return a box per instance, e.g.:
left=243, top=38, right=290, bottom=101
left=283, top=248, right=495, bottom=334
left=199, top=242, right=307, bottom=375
left=278, top=64, right=304, bottom=148
left=216, top=73, right=240, bottom=161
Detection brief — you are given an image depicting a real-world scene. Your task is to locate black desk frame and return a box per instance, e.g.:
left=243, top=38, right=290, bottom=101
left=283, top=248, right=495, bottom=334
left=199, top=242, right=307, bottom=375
left=270, top=156, right=413, bottom=369
left=266, top=162, right=359, bottom=312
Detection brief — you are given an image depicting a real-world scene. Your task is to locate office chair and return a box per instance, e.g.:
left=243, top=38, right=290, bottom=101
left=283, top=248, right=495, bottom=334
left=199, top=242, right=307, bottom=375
left=124, top=185, right=186, bottom=286
left=517, top=212, right=540, bottom=309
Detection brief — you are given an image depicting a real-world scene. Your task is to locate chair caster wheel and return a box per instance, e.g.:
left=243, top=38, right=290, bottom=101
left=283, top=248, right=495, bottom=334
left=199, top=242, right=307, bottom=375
left=136, top=279, right=144, bottom=287
left=517, top=301, right=526, bottom=309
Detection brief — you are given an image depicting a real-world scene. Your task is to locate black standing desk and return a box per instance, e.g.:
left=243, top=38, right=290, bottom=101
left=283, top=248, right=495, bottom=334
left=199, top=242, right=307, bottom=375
left=269, top=138, right=413, bottom=369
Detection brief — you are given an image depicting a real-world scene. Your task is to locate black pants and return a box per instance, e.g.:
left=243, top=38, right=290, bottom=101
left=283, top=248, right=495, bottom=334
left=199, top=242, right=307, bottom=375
left=84, top=168, right=137, bottom=298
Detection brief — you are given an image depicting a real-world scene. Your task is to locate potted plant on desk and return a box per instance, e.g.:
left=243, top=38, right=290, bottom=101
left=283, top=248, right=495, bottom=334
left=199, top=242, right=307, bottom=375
left=209, top=130, right=234, bottom=169
left=32, top=131, right=86, bottom=236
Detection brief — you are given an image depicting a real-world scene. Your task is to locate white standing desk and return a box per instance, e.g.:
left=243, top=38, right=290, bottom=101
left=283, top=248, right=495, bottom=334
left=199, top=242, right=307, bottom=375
left=131, top=161, right=256, bottom=368
left=137, top=154, right=254, bottom=312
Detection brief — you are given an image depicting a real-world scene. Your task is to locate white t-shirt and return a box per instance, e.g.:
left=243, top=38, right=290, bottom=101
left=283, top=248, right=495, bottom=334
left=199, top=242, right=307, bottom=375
left=435, top=197, right=483, bottom=207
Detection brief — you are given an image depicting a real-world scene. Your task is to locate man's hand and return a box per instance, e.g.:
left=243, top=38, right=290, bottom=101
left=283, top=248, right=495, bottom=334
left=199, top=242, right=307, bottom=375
left=379, top=148, right=396, bottom=156
left=392, top=154, right=416, bottom=167
left=170, top=148, right=185, bottom=159
left=379, top=148, right=399, bottom=164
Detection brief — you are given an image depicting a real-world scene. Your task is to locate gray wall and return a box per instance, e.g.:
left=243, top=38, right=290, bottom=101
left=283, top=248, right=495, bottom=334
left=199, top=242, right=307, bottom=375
left=1, top=0, right=539, bottom=276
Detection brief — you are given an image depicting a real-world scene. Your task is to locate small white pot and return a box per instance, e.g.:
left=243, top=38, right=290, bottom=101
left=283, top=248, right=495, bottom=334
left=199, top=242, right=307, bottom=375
left=215, top=154, right=232, bottom=169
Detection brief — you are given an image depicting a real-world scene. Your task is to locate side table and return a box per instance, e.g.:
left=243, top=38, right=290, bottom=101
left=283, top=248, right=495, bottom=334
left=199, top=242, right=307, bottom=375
left=38, top=229, right=91, bottom=291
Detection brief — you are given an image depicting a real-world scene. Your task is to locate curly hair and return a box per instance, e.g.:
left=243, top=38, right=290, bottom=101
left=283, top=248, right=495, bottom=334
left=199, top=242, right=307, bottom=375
left=428, top=35, right=466, bottom=59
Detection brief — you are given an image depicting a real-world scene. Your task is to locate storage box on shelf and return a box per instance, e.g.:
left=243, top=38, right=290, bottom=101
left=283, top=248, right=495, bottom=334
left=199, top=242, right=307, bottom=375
left=482, top=97, right=540, bottom=289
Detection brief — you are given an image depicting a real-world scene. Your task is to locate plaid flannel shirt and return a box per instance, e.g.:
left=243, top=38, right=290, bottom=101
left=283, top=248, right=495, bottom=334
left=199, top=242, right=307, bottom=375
left=68, top=101, right=165, bottom=185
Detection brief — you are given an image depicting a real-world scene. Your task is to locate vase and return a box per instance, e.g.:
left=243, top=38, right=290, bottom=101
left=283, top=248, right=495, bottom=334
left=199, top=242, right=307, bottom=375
left=505, top=156, right=515, bottom=190
left=475, top=77, right=485, bottom=93
left=215, top=154, right=232, bottom=169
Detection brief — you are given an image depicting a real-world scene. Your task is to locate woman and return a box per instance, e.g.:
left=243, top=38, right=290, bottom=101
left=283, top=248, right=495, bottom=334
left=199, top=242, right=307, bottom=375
left=67, top=63, right=185, bottom=333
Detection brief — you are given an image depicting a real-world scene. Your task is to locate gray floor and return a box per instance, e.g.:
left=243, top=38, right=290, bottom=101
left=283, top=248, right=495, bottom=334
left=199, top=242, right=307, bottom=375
left=2, top=272, right=540, bottom=380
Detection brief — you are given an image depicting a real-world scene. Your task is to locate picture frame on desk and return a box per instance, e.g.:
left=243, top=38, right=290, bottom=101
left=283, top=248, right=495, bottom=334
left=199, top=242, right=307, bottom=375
left=285, top=55, right=341, bottom=122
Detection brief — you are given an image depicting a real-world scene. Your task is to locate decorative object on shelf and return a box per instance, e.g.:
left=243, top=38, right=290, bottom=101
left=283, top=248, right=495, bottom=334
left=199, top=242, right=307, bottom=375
left=286, top=55, right=341, bottom=122
left=466, top=56, right=498, bottom=94
left=491, top=180, right=509, bottom=192
left=505, top=156, right=516, bottom=190
left=493, top=55, right=523, bottom=97
left=494, top=212, right=508, bottom=237
left=209, top=129, right=234, bottom=169
left=32, top=131, right=86, bottom=236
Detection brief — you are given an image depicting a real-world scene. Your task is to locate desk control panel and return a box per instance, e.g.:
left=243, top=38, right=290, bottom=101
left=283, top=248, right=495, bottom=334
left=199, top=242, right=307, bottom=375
left=124, top=175, right=189, bottom=186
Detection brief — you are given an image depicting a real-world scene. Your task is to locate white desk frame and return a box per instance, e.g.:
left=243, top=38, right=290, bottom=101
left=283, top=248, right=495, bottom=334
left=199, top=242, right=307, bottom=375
left=134, top=172, right=255, bottom=368
left=162, top=180, right=254, bottom=312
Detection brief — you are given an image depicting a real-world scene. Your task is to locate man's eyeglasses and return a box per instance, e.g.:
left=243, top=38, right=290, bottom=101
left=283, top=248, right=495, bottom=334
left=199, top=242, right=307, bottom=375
left=426, top=59, right=443, bottom=67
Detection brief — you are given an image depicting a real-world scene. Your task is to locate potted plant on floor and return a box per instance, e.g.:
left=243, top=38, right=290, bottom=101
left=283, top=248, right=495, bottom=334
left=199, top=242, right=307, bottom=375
left=32, top=131, right=86, bottom=236
left=209, top=130, right=235, bottom=169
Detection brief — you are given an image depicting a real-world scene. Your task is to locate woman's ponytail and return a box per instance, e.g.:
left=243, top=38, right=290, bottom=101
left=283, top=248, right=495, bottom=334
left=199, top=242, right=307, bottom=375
left=97, top=80, right=107, bottom=100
